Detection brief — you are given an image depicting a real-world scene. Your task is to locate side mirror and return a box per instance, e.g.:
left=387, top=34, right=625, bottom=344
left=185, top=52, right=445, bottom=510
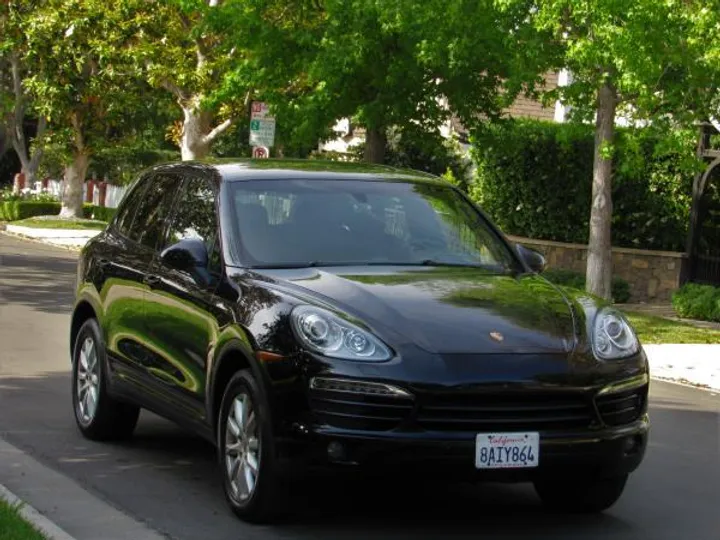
left=160, top=237, right=209, bottom=271
left=516, top=243, right=546, bottom=273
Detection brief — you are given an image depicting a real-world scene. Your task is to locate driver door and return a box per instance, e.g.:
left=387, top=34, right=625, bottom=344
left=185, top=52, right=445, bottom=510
left=142, top=171, right=223, bottom=428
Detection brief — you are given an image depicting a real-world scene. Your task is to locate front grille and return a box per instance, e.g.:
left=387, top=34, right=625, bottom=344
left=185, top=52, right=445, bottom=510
left=310, top=389, right=414, bottom=431
left=417, top=392, right=596, bottom=432
left=596, top=386, right=647, bottom=426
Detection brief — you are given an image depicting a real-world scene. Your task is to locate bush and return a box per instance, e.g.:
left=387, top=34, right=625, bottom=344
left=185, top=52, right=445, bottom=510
left=0, top=201, right=116, bottom=222
left=82, top=204, right=116, bottom=222
left=672, top=283, right=720, bottom=322
left=0, top=201, right=61, bottom=221
left=543, top=268, right=632, bottom=303
left=470, top=120, right=698, bottom=252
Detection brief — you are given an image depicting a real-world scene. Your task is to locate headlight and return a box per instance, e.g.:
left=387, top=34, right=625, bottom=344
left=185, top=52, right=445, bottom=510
left=290, top=305, right=392, bottom=361
left=592, top=307, right=639, bottom=360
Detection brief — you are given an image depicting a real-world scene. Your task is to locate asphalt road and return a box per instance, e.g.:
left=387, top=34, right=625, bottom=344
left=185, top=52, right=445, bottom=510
left=1, top=233, right=719, bottom=540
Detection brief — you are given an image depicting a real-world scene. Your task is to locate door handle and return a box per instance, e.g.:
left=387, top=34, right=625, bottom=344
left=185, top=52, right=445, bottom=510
left=97, top=258, right=110, bottom=269
left=143, top=274, right=161, bottom=287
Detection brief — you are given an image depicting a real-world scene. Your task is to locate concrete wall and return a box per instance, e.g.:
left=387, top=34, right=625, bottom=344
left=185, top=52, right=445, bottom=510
left=508, top=235, right=685, bottom=303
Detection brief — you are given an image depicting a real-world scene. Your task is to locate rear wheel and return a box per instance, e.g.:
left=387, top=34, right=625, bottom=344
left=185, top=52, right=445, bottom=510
left=218, top=370, right=287, bottom=523
left=534, top=473, right=628, bottom=513
left=72, top=319, right=140, bottom=441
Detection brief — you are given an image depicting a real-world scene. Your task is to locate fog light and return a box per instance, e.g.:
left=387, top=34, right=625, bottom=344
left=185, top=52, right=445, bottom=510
left=309, top=376, right=412, bottom=398
left=623, top=435, right=642, bottom=454
left=327, top=441, right=346, bottom=461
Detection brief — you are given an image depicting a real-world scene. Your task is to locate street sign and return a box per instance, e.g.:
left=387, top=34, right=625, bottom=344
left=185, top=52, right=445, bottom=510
left=249, top=101, right=275, bottom=148
left=252, top=146, right=269, bottom=159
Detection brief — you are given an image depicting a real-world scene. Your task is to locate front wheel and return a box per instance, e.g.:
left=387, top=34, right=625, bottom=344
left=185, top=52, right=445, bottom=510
left=72, top=319, right=140, bottom=441
left=218, top=370, right=287, bottom=523
left=534, top=473, right=629, bottom=513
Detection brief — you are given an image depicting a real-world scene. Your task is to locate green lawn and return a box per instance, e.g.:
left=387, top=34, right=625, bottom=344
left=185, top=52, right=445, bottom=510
left=625, top=311, right=720, bottom=344
left=0, top=499, right=46, bottom=540
left=13, top=217, right=107, bottom=230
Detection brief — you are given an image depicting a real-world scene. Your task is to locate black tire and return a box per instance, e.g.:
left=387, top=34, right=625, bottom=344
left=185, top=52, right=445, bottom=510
left=72, top=318, right=140, bottom=441
left=534, top=472, right=629, bottom=513
left=218, top=369, right=287, bottom=524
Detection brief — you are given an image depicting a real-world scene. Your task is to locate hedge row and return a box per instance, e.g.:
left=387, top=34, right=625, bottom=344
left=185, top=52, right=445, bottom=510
left=0, top=201, right=116, bottom=222
left=0, top=201, right=60, bottom=221
left=469, top=120, right=697, bottom=252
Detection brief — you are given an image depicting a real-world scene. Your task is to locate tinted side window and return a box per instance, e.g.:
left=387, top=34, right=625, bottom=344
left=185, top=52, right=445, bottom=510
left=126, top=174, right=181, bottom=249
left=164, top=175, right=220, bottom=273
left=113, top=178, right=149, bottom=236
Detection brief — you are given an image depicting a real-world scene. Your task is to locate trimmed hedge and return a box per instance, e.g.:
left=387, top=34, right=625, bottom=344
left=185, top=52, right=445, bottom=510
left=470, top=120, right=696, bottom=252
left=0, top=201, right=116, bottom=222
left=0, top=201, right=61, bottom=221
left=543, top=268, right=632, bottom=304
left=672, top=283, right=720, bottom=322
left=83, top=204, right=116, bottom=222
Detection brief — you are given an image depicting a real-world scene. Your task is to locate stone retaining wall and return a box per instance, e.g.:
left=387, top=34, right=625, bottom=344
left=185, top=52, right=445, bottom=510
left=508, top=235, right=685, bottom=303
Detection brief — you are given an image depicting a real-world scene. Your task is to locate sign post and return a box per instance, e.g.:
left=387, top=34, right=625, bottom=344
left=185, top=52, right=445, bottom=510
left=249, top=101, right=275, bottom=157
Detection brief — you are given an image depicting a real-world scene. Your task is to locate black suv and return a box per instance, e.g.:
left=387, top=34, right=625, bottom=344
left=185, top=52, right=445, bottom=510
left=70, top=159, right=649, bottom=522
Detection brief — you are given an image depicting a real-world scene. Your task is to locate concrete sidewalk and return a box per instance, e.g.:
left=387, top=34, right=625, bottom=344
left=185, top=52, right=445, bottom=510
left=3, top=225, right=100, bottom=249
left=644, top=344, right=720, bottom=392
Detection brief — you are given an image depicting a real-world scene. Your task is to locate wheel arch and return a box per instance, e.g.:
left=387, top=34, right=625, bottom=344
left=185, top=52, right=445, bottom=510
left=208, top=339, right=273, bottom=439
left=70, top=300, right=99, bottom=361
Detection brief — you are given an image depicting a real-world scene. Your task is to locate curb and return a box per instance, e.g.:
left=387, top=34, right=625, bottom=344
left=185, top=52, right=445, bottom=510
left=0, top=483, right=76, bottom=540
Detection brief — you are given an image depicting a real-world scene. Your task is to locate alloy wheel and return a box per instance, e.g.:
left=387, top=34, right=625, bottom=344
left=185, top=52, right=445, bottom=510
left=225, top=392, right=261, bottom=502
left=76, top=336, right=100, bottom=425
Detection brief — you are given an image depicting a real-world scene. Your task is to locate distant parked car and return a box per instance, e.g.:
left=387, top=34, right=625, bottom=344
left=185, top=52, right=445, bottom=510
left=69, top=159, right=649, bottom=522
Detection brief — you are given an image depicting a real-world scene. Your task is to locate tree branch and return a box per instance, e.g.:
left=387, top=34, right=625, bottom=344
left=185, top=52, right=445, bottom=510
left=160, top=77, right=189, bottom=101
left=202, top=118, right=232, bottom=145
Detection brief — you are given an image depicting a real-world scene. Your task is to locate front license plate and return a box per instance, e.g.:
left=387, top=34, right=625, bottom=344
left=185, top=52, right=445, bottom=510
left=475, top=432, right=539, bottom=469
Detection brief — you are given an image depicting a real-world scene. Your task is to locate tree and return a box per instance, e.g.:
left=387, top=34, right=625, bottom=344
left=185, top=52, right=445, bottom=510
left=22, top=0, right=150, bottom=217
left=131, top=0, right=248, bottom=160
left=533, top=0, right=720, bottom=300
left=219, top=0, right=554, bottom=163
left=0, top=1, right=47, bottom=186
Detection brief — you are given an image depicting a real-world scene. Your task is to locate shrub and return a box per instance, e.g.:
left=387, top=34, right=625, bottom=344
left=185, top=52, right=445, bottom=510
left=543, top=268, right=632, bottom=304
left=0, top=201, right=61, bottom=221
left=672, top=283, right=720, bottom=322
left=470, top=120, right=698, bottom=252
left=0, top=201, right=115, bottom=222
left=82, top=204, right=116, bottom=222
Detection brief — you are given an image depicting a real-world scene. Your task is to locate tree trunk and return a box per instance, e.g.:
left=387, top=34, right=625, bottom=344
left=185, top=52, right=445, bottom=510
left=181, top=105, right=212, bottom=161
left=364, top=127, right=387, bottom=163
left=60, top=151, right=89, bottom=218
left=586, top=83, right=617, bottom=300
left=13, top=118, right=46, bottom=188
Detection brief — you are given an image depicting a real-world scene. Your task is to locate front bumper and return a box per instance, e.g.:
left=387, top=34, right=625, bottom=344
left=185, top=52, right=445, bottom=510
left=277, top=365, right=650, bottom=480
left=297, top=417, right=649, bottom=481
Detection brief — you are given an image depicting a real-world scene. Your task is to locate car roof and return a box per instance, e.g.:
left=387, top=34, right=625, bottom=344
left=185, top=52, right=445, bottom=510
left=149, top=158, right=447, bottom=185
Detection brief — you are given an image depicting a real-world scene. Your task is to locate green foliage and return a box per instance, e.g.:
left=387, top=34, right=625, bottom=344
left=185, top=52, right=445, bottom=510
left=672, top=283, right=720, bottom=323
left=0, top=200, right=60, bottom=220
left=543, top=268, right=631, bottom=304
left=532, top=0, right=720, bottom=125
left=0, top=200, right=114, bottom=221
left=217, top=0, right=556, bottom=159
left=82, top=204, right=116, bottom=222
left=470, top=119, right=698, bottom=251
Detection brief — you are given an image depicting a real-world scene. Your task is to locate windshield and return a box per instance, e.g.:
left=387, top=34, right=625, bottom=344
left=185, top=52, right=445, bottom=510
left=226, top=178, right=519, bottom=271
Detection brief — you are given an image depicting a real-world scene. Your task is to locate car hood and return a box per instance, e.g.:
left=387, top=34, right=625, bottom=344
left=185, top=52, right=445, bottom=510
left=249, top=266, right=578, bottom=355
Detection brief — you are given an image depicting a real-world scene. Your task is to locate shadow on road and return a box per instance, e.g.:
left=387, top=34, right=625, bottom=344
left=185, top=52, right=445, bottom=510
left=0, top=250, right=76, bottom=314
